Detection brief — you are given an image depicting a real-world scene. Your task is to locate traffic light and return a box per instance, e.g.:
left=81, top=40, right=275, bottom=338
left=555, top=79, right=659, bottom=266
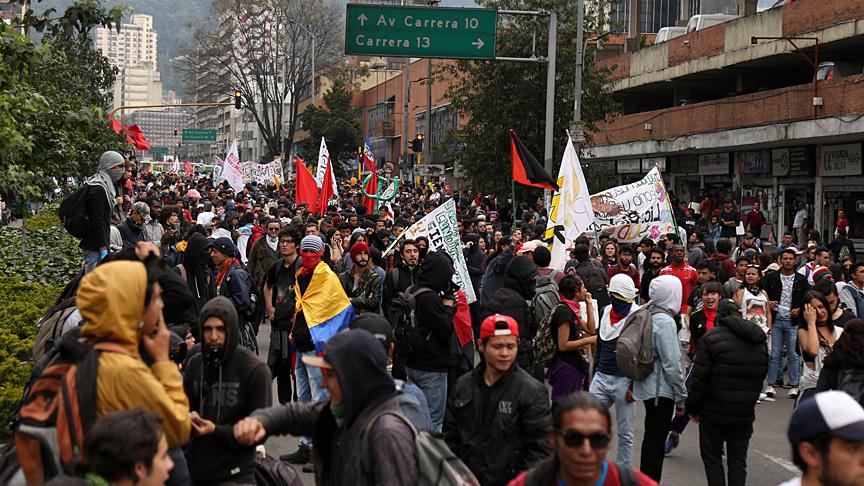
left=410, top=134, right=424, bottom=152
left=234, top=90, right=242, bottom=109
left=173, top=127, right=178, bottom=136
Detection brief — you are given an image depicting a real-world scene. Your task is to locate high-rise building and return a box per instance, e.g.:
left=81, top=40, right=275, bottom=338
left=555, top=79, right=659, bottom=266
left=126, top=110, right=189, bottom=154
left=608, top=0, right=683, bottom=34
left=95, top=14, right=158, bottom=71
left=95, top=14, right=161, bottom=116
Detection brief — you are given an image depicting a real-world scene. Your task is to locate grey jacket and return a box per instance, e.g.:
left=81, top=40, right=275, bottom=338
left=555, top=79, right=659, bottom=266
left=252, top=397, right=417, bottom=486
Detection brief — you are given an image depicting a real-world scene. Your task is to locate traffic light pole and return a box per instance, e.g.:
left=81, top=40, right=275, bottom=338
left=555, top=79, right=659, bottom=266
left=109, top=101, right=236, bottom=119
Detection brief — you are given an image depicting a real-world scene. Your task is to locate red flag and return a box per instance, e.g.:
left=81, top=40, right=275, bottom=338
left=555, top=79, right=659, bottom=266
left=184, top=161, right=194, bottom=176
left=316, top=158, right=334, bottom=216
left=453, top=290, right=473, bottom=347
left=295, top=156, right=319, bottom=209
left=363, top=167, right=378, bottom=214
left=509, top=129, right=558, bottom=191
left=108, top=116, right=151, bottom=151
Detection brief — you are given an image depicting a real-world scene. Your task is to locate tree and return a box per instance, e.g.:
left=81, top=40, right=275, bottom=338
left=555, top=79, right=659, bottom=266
left=180, top=0, right=344, bottom=160
left=0, top=0, right=128, bottom=205
left=297, top=78, right=362, bottom=176
left=439, top=0, right=619, bottom=197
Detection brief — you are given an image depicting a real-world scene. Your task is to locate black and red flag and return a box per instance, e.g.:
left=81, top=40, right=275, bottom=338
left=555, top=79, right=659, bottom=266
left=509, top=128, right=559, bottom=191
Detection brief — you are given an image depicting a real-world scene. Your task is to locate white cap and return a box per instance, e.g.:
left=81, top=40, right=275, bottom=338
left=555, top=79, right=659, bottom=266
left=608, top=273, right=637, bottom=302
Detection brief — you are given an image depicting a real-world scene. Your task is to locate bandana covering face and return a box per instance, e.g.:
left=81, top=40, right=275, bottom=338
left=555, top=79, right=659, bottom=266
left=301, top=251, right=323, bottom=275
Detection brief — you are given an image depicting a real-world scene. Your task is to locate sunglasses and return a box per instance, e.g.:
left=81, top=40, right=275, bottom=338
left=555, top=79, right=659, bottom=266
left=556, top=429, right=611, bottom=449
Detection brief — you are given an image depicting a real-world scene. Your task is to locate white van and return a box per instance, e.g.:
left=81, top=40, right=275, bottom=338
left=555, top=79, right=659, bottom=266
left=655, top=26, right=687, bottom=43
left=686, top=14, right=739, bottom=33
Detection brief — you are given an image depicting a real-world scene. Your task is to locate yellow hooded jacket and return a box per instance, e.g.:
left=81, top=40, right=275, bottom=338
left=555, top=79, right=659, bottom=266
left=77, top=261, right=191, bottom=447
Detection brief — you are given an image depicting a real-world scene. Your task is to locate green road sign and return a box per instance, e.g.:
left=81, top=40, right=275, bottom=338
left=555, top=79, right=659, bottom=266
left=150, top=146, right=168, bottom=155
left=182, top=129, right=217, bottom=142
left=345, top=4, right=496, bottom=59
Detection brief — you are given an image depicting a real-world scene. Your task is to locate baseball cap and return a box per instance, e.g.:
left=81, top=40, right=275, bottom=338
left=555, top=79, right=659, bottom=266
left=132, top=202, right=151, bottom=223
left=480, top=314, right=520, bottom=340
left=788, top=391, right=864, bottom=444
left=300, top=353, right=333, bottom=370
left=350, top=314, right=394, bottom=351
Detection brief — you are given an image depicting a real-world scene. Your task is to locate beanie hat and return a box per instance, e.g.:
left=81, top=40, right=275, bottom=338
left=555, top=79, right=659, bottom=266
left=350, top=241, right=370, bottom=261
left=300, top=235, right=324, bottom=253
left=812, top=266, right=832, bottom=283
left=211, top=237, right=237, bottom=258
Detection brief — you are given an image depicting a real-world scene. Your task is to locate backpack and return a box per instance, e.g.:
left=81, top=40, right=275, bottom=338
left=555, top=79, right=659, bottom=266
left=58, top=185, right=92, bottom=239
left=577, top=261, right=610, bottom=309
left=839, top=242, right=853, bottom=262
left=361, top=411, right=480, bottom=486
left=615, top=303, right=676, bottom=381
left=14, top=333, right=127, bottom=485
left=394, top=379, right=431, bottom=432
left=32, top=297, right=79, bottom=362
left=254, top=454, right=303, bottom=486
left=837, top=368, right=864, bottom=406
left=388, top=286, right=436, bottom=350
left=531, top=274, right=560, bottom=327
left=532, top=303, right=564, bottom=368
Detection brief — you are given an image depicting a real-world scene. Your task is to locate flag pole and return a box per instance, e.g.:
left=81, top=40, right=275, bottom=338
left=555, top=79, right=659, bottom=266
left=357, top=146, right=362, bottom=182
left=511, top=179, right=518, bottom=232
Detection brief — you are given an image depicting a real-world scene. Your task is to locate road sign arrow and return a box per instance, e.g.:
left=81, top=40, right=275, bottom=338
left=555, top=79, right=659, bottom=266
left=472, top=38, right=484, bottom=49
left=358, top=13, right=368, bottom=26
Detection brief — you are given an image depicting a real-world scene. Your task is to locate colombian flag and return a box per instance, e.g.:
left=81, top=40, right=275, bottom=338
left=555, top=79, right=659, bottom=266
left=294, top=263, right=355, bottom=353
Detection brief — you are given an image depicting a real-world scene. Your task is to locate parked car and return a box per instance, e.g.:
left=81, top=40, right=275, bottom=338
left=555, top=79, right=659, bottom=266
left=655, top=26, right=687, bottom=43
left=816, top=61, right=864, bottom=81
left=686, top=14, right=739, bottom=33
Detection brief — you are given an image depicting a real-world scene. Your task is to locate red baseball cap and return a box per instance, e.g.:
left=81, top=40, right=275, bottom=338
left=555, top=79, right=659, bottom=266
left=480, top=314, right=520, bottom=340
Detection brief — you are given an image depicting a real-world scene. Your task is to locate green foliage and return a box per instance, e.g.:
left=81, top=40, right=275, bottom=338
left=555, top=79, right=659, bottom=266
left=24, top=202, right=62, bottom=230
left=0, top=1, right=128, bottom=205
left=298, top=78, right=363, bottom=177
left=440, top=0, right=619, bottom=196
left=0, top=277, right=62, bottom=433
left=0, top=208, right=82, bottom=287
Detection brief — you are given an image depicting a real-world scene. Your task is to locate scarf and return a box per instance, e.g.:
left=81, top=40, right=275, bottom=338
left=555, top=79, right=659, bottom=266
left=560, top=297, right=581, bottom=321
left=300, top=252, right=322, bottom=275
left=704, top=307, right=717, bottom=332
left=216, top=258, right=238, bottom=288
left=599, top=300, right=639, bottom=341
left=266, top=235, right=278, bottom=251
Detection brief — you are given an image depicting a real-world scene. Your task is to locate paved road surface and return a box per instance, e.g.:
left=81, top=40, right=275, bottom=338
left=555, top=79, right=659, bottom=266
left=255, top=323, right=799, bottom=485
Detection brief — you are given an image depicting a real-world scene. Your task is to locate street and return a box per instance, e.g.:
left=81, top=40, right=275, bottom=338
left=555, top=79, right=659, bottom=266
left=256, top=322, right=799, bottom=486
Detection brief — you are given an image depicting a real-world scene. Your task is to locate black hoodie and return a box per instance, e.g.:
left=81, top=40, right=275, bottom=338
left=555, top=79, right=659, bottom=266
left=182, top=233, right=216, bottom=319
left=686, top=313, right=769, bottom=426
left=482, top=256, right=539, bottom=366
left=183, top=297, right=272, bottom=485
left=406, top=251, right=457, bottom=372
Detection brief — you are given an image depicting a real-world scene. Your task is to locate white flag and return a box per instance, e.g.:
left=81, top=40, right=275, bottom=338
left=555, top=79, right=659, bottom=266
left=171, top=156, right=180, bottom=174
left=544, top=136, right=594, bottom=270
left=223, top=141, right=245, bottom=193
left=315, top=137, right=338, bottom=196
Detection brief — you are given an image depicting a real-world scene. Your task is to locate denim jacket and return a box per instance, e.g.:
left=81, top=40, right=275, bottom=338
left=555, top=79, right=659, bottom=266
left=633, top=312, right=688, bottom=407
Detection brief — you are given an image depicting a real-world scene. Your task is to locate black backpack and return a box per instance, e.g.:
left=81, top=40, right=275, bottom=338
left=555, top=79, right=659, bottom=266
left=254, top=454, right=303, bottom=486
left=577, top=261, right=610, bottom=309
left=388, top=285, right=435, bottom=350
left=58, top=185, right=93, bottom=239
left=837, top=368, right=864, bottom=406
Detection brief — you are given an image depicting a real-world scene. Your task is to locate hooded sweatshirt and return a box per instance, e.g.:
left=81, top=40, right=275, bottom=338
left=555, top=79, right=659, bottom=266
left=181, top=233, right=216, bottom=319
left=483, top=256, right=538, bottom=367
left=183, top=297, right=272, bottom=485
left=406, top=251, right=457, bottom=371
left=80, top=152, right=123, bottom=251
left=77, top=261, right=191, bottom=448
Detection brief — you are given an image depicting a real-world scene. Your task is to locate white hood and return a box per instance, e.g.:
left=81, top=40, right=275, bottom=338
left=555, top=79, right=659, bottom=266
left=649, top=275, right=682, bottom=315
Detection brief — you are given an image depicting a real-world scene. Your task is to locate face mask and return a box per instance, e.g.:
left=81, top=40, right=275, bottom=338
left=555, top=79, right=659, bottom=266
left=301, top=252, right=323, bottom=275
left=203, top=344, right=226, bottom=367
left=331, top=403, right=346, bottom=428
left=108, top=165, right=125, bottom=182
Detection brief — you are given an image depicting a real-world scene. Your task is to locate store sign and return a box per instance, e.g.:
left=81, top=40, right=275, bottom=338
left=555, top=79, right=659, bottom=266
left=641, top=157, right=666, bottom=172
left=772, top=148, right=790, bottom=177
left=671, top=156, right=698, bottom=173
left=739, top=150, right=770, bottom=174
left=617, top=159, right=641, bottom=174
left=699, top=153, right=729, bottom=175
left=821, top=143, right=862, bottom=177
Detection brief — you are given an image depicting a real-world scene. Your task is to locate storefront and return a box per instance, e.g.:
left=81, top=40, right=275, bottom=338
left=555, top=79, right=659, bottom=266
left=617, top=158, right=643, bottom=184
left=821, top=142, right=864, bottom=240
left=699, top=152, right=736, bottom=205
left=772, top=146, right=816, bottom=237
left=670, top=155, right=700, bottom=205
left=737, top=149, right=776, bottom=241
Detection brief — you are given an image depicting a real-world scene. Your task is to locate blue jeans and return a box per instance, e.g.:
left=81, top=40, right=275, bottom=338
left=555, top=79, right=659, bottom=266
left=589, top=372, right=636, bottom=467
left=407, top=367, right=448, bottom=433
left=295, top=350, right=327, bottom=446
left=83, top=249, right=102, bottom=273
left=767, top=318, right=800, bottom=386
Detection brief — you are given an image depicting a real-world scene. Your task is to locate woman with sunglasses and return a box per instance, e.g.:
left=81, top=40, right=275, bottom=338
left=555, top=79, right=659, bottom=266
left=507, top=392, right=658, bottom=486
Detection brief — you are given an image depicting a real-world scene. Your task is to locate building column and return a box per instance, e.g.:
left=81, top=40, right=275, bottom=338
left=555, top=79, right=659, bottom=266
left=814, top=144, right=824, bottom=241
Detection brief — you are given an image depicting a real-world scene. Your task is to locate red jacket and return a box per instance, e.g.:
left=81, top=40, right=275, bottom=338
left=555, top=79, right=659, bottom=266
left=507, top=460, right=657, bottom=486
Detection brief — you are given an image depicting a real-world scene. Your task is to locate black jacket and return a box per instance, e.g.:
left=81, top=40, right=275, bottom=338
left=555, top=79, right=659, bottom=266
left=482, top=256, right=538, bottom=367
left=686, top=315, right=769, bottom=426
left=116, top=218, right=146, bottom=248
left=443, top=363, right=551, bottom=486
left=405, top=251, right=457, bottom=372
left=764, top=270, right=809, bottom=325
left=183, top=297, right=272, bottom=484
left=79, top=184, right=113, bottom=252
left=382, top=259, right=420, bottom=317
left=181, top=233, right=216, bottom=319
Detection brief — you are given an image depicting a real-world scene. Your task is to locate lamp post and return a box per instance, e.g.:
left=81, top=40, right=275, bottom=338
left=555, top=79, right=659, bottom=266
left=751, top=36, right=820, bottom=119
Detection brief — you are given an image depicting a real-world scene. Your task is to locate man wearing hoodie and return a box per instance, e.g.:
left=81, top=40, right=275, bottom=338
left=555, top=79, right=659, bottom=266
left=405, top=250, right=458, bottom=433
left=482, top=255, right=539, bottom=372
left=183, top=297, right=272, bottom=485
left=80, top=151, right=126, bottom=272
left=178, top=233, right=215, bottom=328
left=444, top=314, right=551, bottom=486
left=211, top=237, right=254, bottom=346
left=686, top=299, right=769, bottom=486
left=634, top=275, right=688, bottom=483
left=589, top=274, right=640, bottom=468
left=76, top=259, right=192, bottom=450
left=233, top=329, right=417, bottom=486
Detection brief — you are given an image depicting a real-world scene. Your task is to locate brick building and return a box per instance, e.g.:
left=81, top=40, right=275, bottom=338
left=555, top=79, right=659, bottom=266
left=585, top=0, right=864, bottom=245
